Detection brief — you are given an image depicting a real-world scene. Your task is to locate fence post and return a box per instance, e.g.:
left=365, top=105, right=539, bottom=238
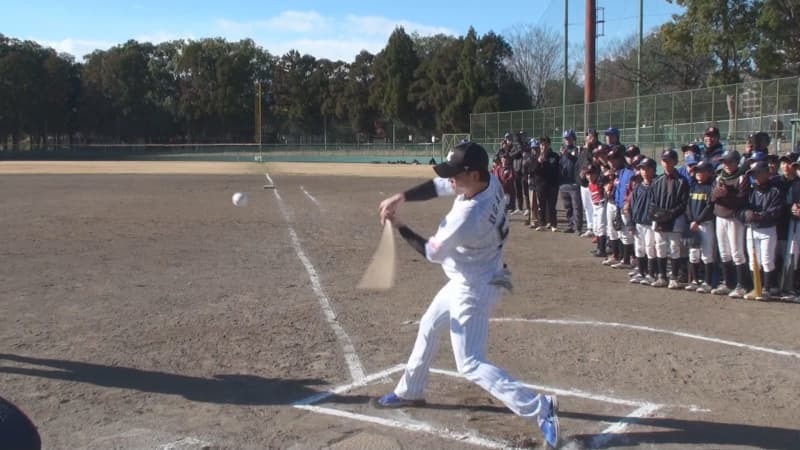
left=733, top=84, right=739, bottom=149
left=776, top=79, right=781, bottom=151
left=759, top=80, right=765, bottom=132
left=711, top=87, right=715, bottom=124
left=690, top=90, right=694, bottom=126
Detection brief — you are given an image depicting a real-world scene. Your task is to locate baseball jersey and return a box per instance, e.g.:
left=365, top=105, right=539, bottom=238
left=426, top=175, right=508, bottom=284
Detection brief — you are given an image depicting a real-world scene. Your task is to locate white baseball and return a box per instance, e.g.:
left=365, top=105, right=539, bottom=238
left=232, top=192, right=248, bottom=207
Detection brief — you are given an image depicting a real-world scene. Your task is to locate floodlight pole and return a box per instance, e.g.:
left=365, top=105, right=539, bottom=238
left=635, top=0, right=643, bottom=143
left=563, top=0, right=569, bottom=133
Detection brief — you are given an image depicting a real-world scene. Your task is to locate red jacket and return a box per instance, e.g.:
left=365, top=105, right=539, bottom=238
left=494, top=166, right=515, bottom=194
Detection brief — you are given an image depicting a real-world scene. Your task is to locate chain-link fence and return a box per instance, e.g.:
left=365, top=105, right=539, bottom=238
left=470, top=76, right=800, bottom=159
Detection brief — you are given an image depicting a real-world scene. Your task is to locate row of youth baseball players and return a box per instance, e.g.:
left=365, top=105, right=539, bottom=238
left=498, top=127, right=800, bottom=302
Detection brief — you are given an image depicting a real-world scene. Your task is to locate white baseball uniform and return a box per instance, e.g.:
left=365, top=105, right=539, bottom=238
left=393, top=175, right=547, bottom=420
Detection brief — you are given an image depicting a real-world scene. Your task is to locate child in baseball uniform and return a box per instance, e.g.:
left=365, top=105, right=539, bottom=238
left=685, top=160, right=717, bottom=293
left=738, top=161, right=783, bottom=300
left=587, top=165, right=608, bottom=257
left=711, top=150, right=750, bottom=298
left=628, top=157, right=657, bottom=285
left=649, top=149, right=690, bottom=289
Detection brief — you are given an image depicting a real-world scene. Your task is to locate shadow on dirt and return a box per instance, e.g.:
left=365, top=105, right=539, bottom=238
left=0, top=353, right=327, bottom=406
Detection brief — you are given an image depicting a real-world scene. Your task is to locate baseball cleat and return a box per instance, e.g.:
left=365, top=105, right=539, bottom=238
left=710, top=284, right=731, bottom=295
left=371, top=393, right=426, bottom=409
left=651, top=277, right=668, bottom=288
left=696, top=282, right=713, bottom=293
left=537, top=395, right=559, bottom=448
left=729, top=286, right=747, bottom=299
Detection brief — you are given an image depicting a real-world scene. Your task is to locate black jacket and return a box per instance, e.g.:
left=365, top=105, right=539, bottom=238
left=509, top=142, right=525, bottom=174
left=531, top=149, right=560, bottom=188
left=686, top=181, right=715, bottom=224
left=576, top=144, right=595, bottom=187
left=649, top=172, right=690, bottom=232
left=712, top=168, right=749, bottom=219
left=736, top=184, right=783, bottom=229
left=559, top=146, right=580, bottom=186
left=630, top=180, right=654, bottom=225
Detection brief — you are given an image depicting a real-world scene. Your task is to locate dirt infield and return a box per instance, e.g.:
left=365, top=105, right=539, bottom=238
left=1, top=162, right=798, bottom=449
left=0, top=160, right=434, bottom=178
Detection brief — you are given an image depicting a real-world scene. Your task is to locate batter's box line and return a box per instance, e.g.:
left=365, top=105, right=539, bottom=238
left=292, top=365, right=706, bottom=449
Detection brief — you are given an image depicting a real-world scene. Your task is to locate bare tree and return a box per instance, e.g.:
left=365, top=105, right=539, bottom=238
left=504, top=25, right=563, bottom=109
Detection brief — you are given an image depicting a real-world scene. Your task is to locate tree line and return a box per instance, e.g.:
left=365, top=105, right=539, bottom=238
left=0, top=0, right=797, bottom=150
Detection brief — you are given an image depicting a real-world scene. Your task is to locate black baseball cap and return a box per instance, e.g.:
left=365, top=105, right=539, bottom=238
left=695, top=160, right=714, bottom=172
left=434, top=142, right=489, bottom=178
left=661, top=148, right=678, bottom=161
left=747, top=161, right=770, bottom=176
left=637, top=157, right=656, bottom=169
left=721, top=149, right=740, bottom=162
left=625, top=145, right=641, bottom=157
left=704, top=126, right=720, bottom=137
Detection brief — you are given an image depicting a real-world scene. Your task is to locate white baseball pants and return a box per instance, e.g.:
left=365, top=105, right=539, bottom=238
left=746, top=226, right=777, bottom=272
left=593, top=201, right=607, bottom=237
left=655, top=231, right=683, bottom=259
left=688, top=221, right=716, bottom=264
left=634, top=224, right=656, bottom=259
left=606, top=202, right=632, bottom=244
left=581, top=186, right=594, bottom=231
left=394, top=280, right=545, bottom=419
left=716, top=216, right=746, bottom=265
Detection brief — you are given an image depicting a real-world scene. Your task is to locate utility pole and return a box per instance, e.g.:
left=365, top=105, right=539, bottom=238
left=563, top=0, right=569, bottom=133
left=635, top=0, right=643, bottom=143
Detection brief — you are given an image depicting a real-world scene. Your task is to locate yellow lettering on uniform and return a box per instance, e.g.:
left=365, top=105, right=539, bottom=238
left=690, top=192, right=707, bottom=201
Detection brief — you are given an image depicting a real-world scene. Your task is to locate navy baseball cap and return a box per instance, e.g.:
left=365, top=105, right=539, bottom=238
left=704, top=126, right=721, bottom=137
left=563, top=129, right=576, bottom=139
left=721, top=149, right=741, bottom=162
left=684, top=153, right=698, bottom=166
left=750, top=151, right=767, bottom=162
left=605, top=127, right=619, bottom=137
left=695, top=160, right=714, bottom=172
left=435, top=142, right=489, bottom=178
left=637, top=157, right=656, bottom=169
left=661, top=148, right=678, bottom=161
left=529, top=138, right=540, bottom=148
left=607, top=145, right=624, bottom=159
left=747, top=161, right=770, bottom=176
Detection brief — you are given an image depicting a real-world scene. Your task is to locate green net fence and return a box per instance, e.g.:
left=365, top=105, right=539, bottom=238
left=470, top=76, right=800, bottom=159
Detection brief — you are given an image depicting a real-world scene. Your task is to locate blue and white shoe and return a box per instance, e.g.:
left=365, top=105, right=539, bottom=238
left=371, top=392, right=426, bottom=409
left=537, top=395, right=559, bottom=448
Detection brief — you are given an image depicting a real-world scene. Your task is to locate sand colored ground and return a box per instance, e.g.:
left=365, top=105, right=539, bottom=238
left=0, top=160, right=434, bottom=178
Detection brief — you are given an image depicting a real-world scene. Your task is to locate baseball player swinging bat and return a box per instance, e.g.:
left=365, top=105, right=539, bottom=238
left=749, top=226, right=762, bottom=299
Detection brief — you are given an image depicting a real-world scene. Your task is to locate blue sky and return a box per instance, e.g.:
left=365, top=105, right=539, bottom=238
left=3, top=0, right=684, bottom=62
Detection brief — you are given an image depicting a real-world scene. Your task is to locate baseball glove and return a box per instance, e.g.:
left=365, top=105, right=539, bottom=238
left=649, top=207, right=670, bottom=223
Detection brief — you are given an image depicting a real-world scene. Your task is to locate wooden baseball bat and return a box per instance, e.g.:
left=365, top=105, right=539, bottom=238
left=750, top=225, right=762, bottom=299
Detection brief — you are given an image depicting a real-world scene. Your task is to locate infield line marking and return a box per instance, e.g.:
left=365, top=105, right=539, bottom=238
left=293, top=364, right=404, bottom=406
left=493, top=318, right=800, bottom=360
left=294, top=404, right=511, bottom=449
left=265, top=173, right=274, bottom=185
left=160, top=436, right=213, bottom=450
left=273, top=188, right=366, bottom=382
left=588, top=403, right=660, bottom=449
left=300, top=186, right=321, bottom=208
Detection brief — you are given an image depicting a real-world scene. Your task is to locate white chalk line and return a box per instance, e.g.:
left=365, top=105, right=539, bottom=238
left=272, top=185, right=366, bottom=382
left=160, top=436, right=213, bottom=450
left=588, top=403, right=661, bottom=449
left=294, top=364, right=704, bottom=450
left=294, top=404, right=511, bottom=449
left=264, top=173, right=274, bottom=186
left=493, top=317, right=800, bottom=360
left=300, top=185, right=322, bottom=208
left=293, top=364, right=404, bottom=406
